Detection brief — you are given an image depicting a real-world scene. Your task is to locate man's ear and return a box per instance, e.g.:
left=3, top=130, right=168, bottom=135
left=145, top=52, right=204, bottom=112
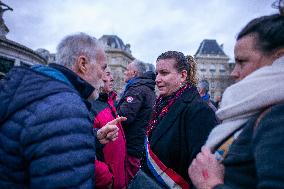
left=133, top=70, right=138, bottom=77
left=73, top=55, right=88, bottom=74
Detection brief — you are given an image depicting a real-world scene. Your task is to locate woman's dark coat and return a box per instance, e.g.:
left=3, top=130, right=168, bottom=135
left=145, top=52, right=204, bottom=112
left=142, top=86, right=218, bottom=186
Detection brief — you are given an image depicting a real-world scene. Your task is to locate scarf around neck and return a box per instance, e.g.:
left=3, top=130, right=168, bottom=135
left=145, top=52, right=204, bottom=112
left=205, top=56, right=284, bottom=150
left=147, top=83, right=191, bottom=136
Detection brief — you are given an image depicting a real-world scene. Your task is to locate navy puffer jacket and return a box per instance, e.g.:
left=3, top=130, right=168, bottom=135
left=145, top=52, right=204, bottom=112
left=0, top=65, right=96, bottom=188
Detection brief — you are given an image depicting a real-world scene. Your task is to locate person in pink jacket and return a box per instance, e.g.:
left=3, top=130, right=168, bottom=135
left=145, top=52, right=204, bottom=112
left=91, top=67, right=128, bottom=189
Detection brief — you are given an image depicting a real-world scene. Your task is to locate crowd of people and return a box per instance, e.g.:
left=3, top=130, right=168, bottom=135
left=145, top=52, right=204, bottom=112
left=0, top=0, right=283, bottom=188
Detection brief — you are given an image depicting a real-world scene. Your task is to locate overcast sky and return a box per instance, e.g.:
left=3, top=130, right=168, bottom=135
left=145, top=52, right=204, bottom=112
left=4, top=0, right=277, bottom=64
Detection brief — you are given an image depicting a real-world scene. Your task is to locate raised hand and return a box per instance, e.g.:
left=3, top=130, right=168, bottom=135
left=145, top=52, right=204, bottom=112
left=96, top=116, right=127, bottom=144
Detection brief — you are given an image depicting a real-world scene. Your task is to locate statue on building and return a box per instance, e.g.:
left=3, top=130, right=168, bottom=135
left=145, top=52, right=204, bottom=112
left=0, top=1, right=13, bottom=38
left=125, top=43, right=132, bottom=54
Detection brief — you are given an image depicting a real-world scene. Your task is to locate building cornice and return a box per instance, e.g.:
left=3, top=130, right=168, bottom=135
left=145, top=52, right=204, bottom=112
left=105, top=48, right=135, bottom=60
left=0, top=37, right=47, bottom=64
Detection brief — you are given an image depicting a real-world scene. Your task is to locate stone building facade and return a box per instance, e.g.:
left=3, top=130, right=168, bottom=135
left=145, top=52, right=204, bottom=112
left=194, top=39, right=234, bottom=100
left=0, top=37, right=47, bottom=75
left=0, top=2, right=47, bottom=76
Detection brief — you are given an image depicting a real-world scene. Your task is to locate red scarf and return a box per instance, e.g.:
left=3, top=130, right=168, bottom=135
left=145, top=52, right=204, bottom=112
left=147, top=83, right=191, bottom=136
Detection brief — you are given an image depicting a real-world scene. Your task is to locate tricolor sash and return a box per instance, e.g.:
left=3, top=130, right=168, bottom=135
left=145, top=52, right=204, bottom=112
left=145, top=138, right=190, bottom=189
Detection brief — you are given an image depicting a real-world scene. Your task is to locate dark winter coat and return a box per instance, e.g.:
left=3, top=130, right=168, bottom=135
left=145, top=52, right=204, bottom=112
left=214, top=103, right=284, bottom=189
left=116, top=71, right=156, bottom=158
left=142, top=86, right=218, bottom=186
left=0, top=64, right=96, bottom=189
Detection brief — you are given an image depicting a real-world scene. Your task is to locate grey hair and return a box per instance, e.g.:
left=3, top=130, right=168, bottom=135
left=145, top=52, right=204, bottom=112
left=56, top=32, right=104, bottom=69
left=132, top=59, right=146, bottom=77
left=198, top=80, right=209, bottom=93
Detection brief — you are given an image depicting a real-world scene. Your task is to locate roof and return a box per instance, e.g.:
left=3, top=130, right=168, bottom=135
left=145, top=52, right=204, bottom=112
left=99, top=35, right=127, bottom=50
left=195, top=39, right=226, bottom=56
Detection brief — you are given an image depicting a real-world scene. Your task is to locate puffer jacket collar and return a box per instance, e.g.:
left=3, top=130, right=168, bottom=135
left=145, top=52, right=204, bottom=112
left=49, top=63, right=94, bottom=100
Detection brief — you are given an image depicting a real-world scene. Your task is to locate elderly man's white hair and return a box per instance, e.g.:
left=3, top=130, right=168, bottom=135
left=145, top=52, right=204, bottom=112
left=132, top=59, right=146, bottom=77
left=56, top=32, right=104, bottom=69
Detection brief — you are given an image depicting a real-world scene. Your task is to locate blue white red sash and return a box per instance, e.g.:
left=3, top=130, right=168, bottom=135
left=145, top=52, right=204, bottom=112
left=145, top=137, right=190, bottom=189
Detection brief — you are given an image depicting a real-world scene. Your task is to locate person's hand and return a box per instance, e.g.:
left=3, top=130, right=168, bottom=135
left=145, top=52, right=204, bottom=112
left=188, top=146, right=224, bottom=189
left=97, top=117, right=127, bottom=144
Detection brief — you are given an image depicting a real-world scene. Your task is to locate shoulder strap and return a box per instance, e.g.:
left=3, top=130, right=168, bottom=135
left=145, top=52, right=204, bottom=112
left=253, top=107, right=271, bottom=131
left=214, top=107, right=271, bottom=161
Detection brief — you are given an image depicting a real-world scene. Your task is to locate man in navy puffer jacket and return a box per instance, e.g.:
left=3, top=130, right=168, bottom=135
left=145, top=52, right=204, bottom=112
left=0, top=33, right=122, bottom=188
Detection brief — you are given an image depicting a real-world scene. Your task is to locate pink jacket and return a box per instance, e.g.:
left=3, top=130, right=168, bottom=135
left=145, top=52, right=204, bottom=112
left=92, top=92, right=127, bottom=189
